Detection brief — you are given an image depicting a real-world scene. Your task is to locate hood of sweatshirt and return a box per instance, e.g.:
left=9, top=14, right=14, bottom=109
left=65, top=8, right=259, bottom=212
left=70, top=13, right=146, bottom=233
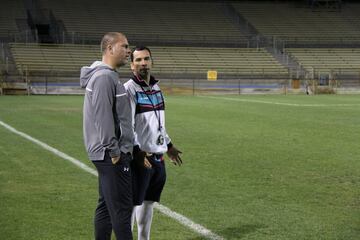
left=80, top=61, right=113, bottom=88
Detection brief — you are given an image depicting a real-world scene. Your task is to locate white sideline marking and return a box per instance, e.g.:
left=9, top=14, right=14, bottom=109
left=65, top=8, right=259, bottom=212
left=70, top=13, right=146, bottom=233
left=201, top=96, right=360, bottom=107
left=155, top=203, right=224, bottom=240
left=0, top=120, right=224, bottom=240
left=0, top=120, right=98, bottom=176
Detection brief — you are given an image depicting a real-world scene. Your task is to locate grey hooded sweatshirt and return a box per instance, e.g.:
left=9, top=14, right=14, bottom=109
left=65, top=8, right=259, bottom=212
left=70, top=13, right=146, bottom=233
left=80, top=61, right=134, bottom=161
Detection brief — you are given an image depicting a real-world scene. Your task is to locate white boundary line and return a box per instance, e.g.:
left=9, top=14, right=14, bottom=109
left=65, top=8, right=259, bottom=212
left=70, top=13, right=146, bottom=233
left=0, top=120, right=224, bottom=240
left=201, top=96, right=360, bottom=107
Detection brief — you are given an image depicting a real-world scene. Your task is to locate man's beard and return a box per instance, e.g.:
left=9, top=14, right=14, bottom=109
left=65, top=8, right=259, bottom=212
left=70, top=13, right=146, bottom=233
left=139, top=68, right=149, bottom=78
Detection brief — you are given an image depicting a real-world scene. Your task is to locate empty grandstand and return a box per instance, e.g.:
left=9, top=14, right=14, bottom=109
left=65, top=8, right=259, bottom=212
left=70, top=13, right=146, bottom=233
left=232, top=1, right=360, bottom=46
left=10, top=43, right=288, bottom=77
left=286, top=48, right=360, bottom=87
left=38, top=0, right=250, bottom=46
left=286, top=48, right=360, bottom=74
left=1, top=0, right=360, bottom=94
left=0, top=0, right=27, bottom=40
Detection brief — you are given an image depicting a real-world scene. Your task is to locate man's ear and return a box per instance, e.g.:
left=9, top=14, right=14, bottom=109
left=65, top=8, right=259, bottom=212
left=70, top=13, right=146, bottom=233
left=130, top=62, right=135, bottom=71
left=108, top=45, right=113, bottom=55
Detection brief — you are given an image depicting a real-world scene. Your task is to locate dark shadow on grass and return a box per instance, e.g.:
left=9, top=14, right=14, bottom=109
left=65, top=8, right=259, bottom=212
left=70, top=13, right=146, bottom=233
left=220, top=224, right=267, bottom=239
left=187, top=223, right=267, bottom=240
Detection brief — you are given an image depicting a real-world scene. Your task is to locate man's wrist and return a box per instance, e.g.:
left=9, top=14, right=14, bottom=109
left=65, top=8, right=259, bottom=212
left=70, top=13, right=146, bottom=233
left=133, top=145, right=141, bottom=154
left=111, top=155, right=120, bottom=164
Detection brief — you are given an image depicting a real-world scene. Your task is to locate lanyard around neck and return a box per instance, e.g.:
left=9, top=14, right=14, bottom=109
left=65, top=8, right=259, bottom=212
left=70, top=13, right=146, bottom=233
left=136, top=76, right=162, bottom=132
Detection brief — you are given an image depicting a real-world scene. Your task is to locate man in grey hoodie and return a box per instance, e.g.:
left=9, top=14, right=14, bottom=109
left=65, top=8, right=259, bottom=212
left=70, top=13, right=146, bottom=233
left=80, top=32, right=134, bottom=240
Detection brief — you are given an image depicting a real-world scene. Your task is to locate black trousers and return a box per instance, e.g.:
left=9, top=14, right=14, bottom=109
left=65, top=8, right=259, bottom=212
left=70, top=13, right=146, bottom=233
left=93, top=152, right=133, bottom=240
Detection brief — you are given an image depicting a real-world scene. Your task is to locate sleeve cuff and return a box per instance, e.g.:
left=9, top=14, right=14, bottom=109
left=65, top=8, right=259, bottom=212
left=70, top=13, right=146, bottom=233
left=133, top=145, right=141, bottom=154
left=109, top=148, right=120, bottom=158
left=167, top=142, right=173, bottom=149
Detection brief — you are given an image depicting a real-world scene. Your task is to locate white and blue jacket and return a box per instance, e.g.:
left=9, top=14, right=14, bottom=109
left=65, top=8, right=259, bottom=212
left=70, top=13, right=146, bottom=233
left=124, top=75, right=172, bottom=155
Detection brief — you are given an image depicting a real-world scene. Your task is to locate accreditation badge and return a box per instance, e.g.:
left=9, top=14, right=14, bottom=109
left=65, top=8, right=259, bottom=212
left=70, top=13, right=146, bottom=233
left=156, top=134, right=164, bottom=145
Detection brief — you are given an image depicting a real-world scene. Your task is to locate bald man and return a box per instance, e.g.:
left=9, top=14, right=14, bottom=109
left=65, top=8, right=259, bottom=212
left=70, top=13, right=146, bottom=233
left=80, top=32, right=134, bottom=240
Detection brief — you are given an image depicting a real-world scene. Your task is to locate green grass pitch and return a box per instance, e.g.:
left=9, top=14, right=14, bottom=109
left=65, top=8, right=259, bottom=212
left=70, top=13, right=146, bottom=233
left=0, top=94, right=359, bottom=240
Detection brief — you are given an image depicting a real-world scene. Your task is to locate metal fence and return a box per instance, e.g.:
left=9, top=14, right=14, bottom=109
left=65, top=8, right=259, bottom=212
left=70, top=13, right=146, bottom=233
left=2, top=70, right=360, bottom=95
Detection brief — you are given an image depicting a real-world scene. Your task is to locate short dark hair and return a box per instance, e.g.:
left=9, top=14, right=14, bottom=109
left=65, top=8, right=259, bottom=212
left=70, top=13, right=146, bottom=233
left=100, top=32, right=125, bottom=54
left=130, top=46, right=153, bottom=62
